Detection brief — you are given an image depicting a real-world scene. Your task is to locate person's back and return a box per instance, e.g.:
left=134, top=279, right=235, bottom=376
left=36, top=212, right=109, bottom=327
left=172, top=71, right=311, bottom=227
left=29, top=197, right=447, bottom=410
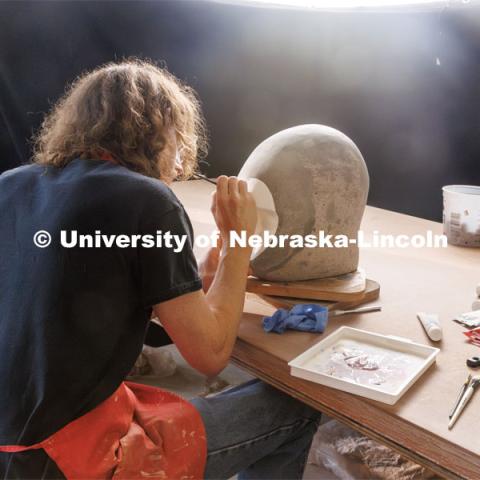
left=0, top=158, right=205, bottom=477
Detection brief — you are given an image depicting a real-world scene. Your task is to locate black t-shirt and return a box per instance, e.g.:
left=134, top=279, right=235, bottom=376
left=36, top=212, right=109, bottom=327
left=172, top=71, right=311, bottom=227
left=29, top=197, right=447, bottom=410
left=0, top=158, right=202, bottom=447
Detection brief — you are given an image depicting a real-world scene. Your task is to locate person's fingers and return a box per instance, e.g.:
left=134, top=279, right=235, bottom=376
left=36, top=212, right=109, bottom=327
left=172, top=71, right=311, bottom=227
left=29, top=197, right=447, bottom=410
left=216, top=175, right=228, bottom=203
left=227, top=176, right=239, bottom=197
left=210, top=191, right=217, bottom=215
left=246, top=191, right=256, bottom=208
left=238, top=179, right=248, bottom=196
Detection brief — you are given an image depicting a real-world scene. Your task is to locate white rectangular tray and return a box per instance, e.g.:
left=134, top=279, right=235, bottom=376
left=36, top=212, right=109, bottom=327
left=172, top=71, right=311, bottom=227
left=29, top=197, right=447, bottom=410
left=288, top=326, right=439, bottom=405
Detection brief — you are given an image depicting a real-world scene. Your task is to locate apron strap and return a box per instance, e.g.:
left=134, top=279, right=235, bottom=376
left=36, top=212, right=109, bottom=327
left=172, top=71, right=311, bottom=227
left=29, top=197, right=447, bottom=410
left=0, top=443, right=43, bottom=453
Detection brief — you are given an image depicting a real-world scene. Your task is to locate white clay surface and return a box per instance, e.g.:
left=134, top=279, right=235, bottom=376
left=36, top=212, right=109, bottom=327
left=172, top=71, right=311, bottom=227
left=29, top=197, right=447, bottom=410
left=247, top=178, right=279, bottom=259
left=305, top=339, right=424, bottom=394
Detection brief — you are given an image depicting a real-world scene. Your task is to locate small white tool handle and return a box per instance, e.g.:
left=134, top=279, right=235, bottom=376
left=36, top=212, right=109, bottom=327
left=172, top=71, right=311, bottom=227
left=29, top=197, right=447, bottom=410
left=448, top=385, right=475, bottom=430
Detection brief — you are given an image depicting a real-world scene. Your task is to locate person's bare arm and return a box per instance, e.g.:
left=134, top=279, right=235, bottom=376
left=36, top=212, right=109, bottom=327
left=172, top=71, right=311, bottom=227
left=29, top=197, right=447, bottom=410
left=153, top=176, right=256, bottom=377
left=198, top=240, right=222, bottom=293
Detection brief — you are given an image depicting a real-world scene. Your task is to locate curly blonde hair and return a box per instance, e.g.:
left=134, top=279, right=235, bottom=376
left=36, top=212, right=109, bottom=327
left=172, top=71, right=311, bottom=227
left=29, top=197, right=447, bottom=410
left=33, top=58, right=207, bottom=180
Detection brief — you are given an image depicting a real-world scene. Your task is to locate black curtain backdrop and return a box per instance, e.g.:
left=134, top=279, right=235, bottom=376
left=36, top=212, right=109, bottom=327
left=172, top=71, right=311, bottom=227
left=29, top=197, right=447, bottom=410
left=1, top=0, right=480, bottom=220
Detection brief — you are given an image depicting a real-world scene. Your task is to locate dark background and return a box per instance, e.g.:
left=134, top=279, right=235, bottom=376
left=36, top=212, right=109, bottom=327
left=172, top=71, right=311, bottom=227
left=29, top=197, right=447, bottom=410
left=1, top=0, right=479, bottom=220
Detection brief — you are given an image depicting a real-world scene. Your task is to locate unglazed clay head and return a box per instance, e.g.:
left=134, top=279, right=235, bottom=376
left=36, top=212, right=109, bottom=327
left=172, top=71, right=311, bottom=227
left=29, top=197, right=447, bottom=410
left=239, top=124, right=369, bottom=282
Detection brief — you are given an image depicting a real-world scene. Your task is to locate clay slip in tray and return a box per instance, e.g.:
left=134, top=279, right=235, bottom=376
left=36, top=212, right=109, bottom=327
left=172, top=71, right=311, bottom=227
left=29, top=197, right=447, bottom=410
left=288, top=326, right=439, bottom=405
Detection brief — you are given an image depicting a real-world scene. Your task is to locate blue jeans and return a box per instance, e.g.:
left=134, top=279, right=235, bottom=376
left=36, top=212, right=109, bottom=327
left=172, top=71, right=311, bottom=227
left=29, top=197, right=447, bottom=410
left=190, top=379, right=321, bottom=480
left=0, top=380, right=320, bottom=479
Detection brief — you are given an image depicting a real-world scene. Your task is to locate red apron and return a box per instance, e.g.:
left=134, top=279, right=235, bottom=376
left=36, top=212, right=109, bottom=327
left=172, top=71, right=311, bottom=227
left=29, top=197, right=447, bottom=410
left=0, top=381, right=207, bottom=479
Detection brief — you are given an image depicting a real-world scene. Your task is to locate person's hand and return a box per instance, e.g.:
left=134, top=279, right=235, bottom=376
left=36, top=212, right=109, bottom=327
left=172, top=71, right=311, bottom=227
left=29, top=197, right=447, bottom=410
left=211, top=176, right=257, bottom=247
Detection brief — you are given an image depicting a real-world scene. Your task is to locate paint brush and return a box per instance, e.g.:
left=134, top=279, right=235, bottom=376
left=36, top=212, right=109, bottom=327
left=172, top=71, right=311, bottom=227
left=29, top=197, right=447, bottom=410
left=449, top=373, right=472, bottom=419
left=192, top=173, right=217, bottom=185
left=448, top=376, right=480, bottom=429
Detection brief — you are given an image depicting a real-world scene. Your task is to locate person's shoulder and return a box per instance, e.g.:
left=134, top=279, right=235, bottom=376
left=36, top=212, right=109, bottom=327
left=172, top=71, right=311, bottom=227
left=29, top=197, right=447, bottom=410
left=114, top=167, right=184, bottom=213
left=0, top=164, right=46, bottom=192
left=84, top=161, right=185, bottom=217
left=0, top=163, right=42, bottom=180
left=65, top=158, right=183, bottom=213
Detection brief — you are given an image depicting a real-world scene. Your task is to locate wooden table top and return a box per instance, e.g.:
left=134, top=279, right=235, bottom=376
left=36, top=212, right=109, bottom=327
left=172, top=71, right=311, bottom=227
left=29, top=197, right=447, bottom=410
left=172, top=180, right=480, bottom=480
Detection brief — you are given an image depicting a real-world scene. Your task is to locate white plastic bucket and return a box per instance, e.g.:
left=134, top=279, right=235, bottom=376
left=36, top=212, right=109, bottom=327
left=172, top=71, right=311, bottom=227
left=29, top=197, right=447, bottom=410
left=442, top=185, right=480, bottom=247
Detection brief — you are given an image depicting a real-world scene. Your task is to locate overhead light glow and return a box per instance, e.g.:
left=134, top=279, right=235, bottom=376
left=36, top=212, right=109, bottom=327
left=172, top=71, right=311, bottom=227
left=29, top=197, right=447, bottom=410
left=213, top=0, right=458, bottom=10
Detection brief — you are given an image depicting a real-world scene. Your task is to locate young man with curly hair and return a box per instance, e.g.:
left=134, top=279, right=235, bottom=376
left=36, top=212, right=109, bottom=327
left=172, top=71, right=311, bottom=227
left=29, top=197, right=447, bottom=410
left=0, top=59, right=320, bottom=479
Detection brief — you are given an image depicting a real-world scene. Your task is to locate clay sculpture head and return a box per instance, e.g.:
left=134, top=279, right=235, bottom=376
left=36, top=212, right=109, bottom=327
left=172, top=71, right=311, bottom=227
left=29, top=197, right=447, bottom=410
left=238, top=124, right=369, bottom=282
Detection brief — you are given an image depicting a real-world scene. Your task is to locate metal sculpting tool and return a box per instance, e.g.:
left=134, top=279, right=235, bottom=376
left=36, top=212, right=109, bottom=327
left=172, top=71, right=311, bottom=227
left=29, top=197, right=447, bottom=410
left=449, top=374, right=472, bottom=419
left=448, top=376, right=480, bottom=429
left=330, top=305, right=382, bottom=317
